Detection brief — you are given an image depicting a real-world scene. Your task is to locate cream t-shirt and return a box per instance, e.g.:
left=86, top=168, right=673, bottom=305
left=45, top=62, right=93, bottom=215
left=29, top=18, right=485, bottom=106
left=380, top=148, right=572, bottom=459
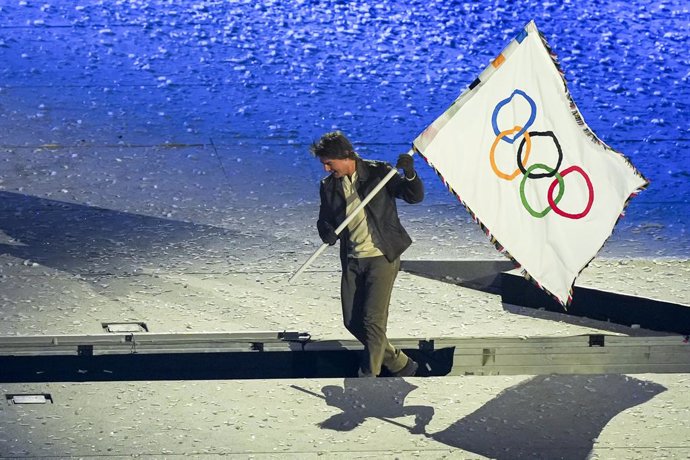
left=342, top=171, right=384, bottom=258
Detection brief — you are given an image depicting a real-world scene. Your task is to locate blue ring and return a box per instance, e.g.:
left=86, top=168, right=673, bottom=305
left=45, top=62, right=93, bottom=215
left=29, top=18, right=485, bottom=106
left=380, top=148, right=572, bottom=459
left=491, top=89, right=537, bottom=144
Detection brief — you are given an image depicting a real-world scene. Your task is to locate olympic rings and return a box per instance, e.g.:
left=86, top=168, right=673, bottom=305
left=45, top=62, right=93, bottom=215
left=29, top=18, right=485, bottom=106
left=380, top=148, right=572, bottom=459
left=489, top=89, right=594, bottom=220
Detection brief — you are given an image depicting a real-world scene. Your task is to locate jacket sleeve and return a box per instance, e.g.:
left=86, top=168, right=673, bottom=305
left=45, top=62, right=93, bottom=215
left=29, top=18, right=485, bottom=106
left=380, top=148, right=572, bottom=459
left=317, top=182, right=337, bottom=243
left=388, top=164, right=424, bottom=204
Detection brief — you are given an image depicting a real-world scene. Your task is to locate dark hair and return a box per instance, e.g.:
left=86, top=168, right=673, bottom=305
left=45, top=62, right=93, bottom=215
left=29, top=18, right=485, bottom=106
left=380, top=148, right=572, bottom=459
left=310, top=131, right=358, bottom=160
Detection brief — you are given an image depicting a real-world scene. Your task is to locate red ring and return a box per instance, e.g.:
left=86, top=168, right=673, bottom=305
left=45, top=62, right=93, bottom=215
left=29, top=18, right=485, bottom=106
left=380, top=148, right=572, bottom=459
left=547, top=166, right=594, bottom=219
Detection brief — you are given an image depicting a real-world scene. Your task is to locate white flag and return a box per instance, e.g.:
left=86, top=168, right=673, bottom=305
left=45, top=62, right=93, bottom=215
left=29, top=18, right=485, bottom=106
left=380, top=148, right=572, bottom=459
left=414, top=21, right=648, bottom=306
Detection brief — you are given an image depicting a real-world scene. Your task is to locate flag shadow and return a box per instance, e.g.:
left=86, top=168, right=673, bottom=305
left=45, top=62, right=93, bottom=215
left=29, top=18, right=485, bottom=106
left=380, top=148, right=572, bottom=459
left=400, top=259, right=683, bottom=335
left=430, top=374, right=666, bottom=459
left=400, top=259, right=515, bottom=294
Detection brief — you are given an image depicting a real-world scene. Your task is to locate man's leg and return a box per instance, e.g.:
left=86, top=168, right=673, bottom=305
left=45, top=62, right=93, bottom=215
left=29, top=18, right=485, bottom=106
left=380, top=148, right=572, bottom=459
left=341, top=258, right=369, bottom=369
left=359, top=256, right=410, bottom=376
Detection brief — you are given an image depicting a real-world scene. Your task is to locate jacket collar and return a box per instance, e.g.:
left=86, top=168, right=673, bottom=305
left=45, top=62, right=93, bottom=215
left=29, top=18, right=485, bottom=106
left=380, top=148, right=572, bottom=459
left=354, top=157, right=369, bottom=183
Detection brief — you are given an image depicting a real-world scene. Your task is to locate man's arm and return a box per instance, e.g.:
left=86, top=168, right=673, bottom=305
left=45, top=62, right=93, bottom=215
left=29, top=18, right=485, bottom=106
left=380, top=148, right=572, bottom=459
left=317, top=182, right=339, bottom=245
left=392, top=154, right=424, bottom=204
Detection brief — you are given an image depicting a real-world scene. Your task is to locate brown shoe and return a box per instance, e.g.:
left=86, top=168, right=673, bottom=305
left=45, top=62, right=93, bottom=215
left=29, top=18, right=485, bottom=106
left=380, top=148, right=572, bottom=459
left=391, top=358, right=418, bottom=377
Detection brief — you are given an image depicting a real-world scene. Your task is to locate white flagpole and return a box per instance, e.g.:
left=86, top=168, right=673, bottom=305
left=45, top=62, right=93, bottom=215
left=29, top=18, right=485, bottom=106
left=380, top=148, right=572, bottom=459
left=288, top=149, right=415, bottom=284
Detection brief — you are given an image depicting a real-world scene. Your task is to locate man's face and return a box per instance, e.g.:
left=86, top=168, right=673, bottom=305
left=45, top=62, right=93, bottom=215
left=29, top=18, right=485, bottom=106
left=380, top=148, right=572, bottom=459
left=320, top=156, right=355, bottom=178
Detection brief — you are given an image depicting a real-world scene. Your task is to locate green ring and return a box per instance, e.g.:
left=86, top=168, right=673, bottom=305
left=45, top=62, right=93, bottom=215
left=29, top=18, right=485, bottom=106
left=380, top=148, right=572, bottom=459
left=520, top=163, right=564, bottom=218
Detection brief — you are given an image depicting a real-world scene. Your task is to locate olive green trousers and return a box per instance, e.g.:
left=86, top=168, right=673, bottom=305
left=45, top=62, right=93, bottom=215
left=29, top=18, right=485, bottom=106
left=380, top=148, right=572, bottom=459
left=341, top=256, right=409, bottom=376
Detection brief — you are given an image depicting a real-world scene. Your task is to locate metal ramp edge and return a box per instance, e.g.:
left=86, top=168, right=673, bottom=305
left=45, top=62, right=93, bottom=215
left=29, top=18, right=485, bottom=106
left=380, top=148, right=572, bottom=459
left=0, top=332, right=688, bottom=380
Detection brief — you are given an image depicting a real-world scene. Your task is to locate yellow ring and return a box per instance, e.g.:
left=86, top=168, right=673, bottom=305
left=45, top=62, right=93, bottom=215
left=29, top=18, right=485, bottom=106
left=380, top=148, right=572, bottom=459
left=489, top=126, right=531, bottom=180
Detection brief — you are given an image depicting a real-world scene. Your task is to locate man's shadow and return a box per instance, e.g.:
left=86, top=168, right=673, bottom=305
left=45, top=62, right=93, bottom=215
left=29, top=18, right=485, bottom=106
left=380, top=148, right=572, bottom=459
left=293, top=378, right=435, bottom=434
left=0, top=191, right=252, bottom=276
left=299, top=374, right=666, bottom=459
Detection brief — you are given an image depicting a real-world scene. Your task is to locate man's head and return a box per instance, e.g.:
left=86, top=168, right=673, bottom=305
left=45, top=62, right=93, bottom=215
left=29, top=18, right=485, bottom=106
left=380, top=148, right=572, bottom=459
left=310, top=131, right=358, bottom=178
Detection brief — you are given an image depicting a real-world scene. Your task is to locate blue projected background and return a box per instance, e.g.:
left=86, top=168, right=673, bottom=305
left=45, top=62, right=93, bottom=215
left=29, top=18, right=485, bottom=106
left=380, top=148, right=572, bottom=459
left=1, top=1, right=688, bottom=254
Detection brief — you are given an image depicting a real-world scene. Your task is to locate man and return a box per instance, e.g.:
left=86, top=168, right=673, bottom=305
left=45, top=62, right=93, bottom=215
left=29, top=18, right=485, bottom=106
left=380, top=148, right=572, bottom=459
left=310, top=131, right=424, bottom=377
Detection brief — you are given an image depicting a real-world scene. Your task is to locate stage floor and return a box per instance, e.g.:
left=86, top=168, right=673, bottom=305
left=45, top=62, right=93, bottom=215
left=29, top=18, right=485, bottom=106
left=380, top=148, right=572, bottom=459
left=1, top=2, right=689, bottom=458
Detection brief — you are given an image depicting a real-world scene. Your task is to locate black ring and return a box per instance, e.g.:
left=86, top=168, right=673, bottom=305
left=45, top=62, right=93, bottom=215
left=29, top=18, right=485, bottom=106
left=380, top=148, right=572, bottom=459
left=517, top=131, right=563, bottom=179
